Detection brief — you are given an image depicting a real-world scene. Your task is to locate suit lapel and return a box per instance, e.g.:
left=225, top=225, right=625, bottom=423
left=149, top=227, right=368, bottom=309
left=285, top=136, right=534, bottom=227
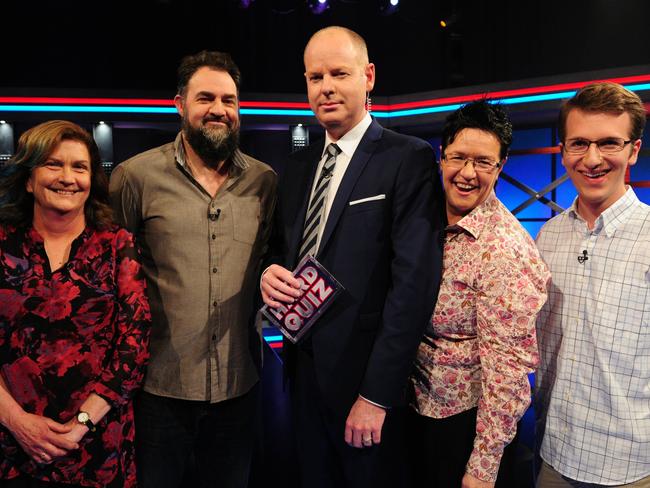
left=318, top=121, right=383, bottom=256
left=287, top=143, right=323, bottom=266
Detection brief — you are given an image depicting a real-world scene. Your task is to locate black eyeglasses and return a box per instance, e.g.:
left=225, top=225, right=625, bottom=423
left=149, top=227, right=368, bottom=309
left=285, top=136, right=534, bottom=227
left=563, top=137, right=633, bottom=155
left=441, top=155, right=502, bottom=173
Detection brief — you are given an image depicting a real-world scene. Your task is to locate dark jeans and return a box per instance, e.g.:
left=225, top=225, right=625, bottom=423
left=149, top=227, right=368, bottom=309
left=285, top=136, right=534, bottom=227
left=407, top=406, right=519, bottom=487
left=134, top=384, right=259, bottom=488
left=1, top=476, right=82, bottom=488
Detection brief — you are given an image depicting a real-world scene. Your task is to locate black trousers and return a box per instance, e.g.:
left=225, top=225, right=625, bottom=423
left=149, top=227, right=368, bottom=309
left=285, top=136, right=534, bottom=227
left=134, top=384, right=259, bottom=488
left=407, top=406, right=519, bottom=487
left=291, top=349, right=410, bottom=488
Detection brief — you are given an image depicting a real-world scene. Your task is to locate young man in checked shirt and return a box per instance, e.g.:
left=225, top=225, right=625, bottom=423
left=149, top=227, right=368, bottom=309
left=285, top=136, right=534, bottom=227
left=535, top=82, right=650, bottom=487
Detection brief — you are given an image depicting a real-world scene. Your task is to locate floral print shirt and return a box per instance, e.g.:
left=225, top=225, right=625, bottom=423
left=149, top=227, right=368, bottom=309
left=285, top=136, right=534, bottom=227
left=0, top=224, right=151, bottom=487
left=411, top=192, right=549, bottom=482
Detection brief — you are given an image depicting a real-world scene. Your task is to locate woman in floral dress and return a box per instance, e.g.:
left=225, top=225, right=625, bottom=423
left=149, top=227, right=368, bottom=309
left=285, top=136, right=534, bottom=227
left=0, top=120, right=151, bottom=488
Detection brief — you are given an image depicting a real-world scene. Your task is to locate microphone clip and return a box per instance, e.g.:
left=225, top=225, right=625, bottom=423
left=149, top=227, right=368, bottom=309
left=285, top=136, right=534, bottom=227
left=577, top=249, right=588, bottom=264
left=208, top=208, right=221, bottom=222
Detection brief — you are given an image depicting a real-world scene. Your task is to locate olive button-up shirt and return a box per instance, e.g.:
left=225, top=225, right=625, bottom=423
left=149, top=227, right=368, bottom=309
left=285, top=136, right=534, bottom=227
left=110, top=133, right=277, bottom=402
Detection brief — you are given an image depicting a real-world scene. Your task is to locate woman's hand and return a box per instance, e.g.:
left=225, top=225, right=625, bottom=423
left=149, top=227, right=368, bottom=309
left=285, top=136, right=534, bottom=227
left=462, top=473, right=495, bottom=488
left=6, top=410, right=78, bottom=464
left=59, top=418, right=90, bottom=445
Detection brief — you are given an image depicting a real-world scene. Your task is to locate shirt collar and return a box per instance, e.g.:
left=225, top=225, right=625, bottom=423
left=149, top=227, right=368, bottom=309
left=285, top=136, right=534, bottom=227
left=173, top=132, right=248, bottom=176
left=322, top=112, right=372, bottom=160
left=568, top=186, right=640, bottom=236
left=446, top=191, right=499, bottom=240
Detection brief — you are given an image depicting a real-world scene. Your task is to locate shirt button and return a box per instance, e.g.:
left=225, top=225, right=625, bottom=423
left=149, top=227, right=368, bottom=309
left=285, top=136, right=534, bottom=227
left=212, top=267, right=218, bottom=273
left=213, top=301, right=218, bottom=307
left=212, top=334, right=217, bottom=341
left=212, top=234, right=216, bottom=240
left=210, top=214, right=217, bottom=221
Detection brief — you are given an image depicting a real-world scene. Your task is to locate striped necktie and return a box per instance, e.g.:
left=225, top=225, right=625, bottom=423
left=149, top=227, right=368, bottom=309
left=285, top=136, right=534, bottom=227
left=297, top=143, right=341, bottom=262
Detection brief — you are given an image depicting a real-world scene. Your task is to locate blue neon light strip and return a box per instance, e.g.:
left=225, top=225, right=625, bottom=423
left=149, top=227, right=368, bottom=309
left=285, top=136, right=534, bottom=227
left=263, top=335, right=283, bottom=342
left=1, top=82, right=648, bottom=118
left=375, top=104, right=464, bottom=118
left=623, top=82, right=650, bottom=92
left=499, top=90, right=577, bottom=105
left=240, top=108, right=314, bottom=116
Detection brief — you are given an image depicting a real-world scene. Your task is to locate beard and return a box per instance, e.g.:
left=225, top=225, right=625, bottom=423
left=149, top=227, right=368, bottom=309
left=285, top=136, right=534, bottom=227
left=182, top=115, right=240, bottom=168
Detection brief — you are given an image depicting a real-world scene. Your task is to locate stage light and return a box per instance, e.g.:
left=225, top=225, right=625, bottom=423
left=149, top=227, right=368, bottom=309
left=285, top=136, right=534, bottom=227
left=307, top=0, right=328, bottom=14
left=239, top=0, right=254, bottom=7
left=440, top=12, right=459, bottom=29
left=379, top=0, right=399, bottom=15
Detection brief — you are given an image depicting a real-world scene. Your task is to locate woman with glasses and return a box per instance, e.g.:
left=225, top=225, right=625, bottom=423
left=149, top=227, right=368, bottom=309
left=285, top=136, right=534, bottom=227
left=0, top=121, right=151, bottom=488
left=408, top=101, right=550, bottom=488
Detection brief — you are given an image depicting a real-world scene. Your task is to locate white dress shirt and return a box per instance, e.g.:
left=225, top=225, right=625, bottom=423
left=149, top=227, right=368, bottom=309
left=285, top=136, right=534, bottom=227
left=535, top=187, right=650, bottom=485
left=309, top=113, right=372, bottom=252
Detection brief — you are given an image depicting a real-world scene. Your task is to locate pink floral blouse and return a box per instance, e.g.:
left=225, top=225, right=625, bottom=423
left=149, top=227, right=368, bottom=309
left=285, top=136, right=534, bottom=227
left=411, top=192, right=549, bottom=482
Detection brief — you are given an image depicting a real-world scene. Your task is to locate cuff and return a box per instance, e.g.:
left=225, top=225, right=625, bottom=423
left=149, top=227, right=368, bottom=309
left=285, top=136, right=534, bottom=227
left=359, top=394, right=389, bottom=410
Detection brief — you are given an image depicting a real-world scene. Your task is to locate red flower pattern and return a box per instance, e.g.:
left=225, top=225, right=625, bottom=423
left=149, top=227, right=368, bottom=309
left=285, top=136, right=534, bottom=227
left=0, top=224, right=151, bottom=487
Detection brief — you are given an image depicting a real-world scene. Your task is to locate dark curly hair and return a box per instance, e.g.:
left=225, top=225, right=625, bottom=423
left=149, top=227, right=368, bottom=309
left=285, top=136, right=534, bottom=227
left=0, top=120, right=113, bottom=228
left=441, top=99, right=513, bottom=161
left=177, top=50, right=241, bottom=97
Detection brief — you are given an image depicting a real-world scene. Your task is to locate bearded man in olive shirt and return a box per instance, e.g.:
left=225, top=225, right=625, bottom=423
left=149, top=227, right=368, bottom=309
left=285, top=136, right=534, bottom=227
left=109, top=51, right=276, bottom=488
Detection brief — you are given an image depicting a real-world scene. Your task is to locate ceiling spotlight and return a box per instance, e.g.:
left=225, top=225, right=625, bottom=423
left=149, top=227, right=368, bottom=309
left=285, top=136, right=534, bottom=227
left=307, top=0, right=329, bottom=14
left=440, top=12, right=459, bottom=29
left=0, top=121, right=5, bottom=124
left=379, top=0, right=399, bottom=15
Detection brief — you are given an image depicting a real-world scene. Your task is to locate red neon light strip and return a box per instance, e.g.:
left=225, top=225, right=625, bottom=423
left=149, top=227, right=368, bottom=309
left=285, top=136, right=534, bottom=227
left=510, top=146, right=561, bottom=156
left=0, top=96, right=174, bottom=106
left=0, top=96, right=312, bottom=109
left=240, top=101, right=310, bottom=108
left=269, top=342, right=283, bottom=349
left=2, top=73, right=649, bottom=111
left=372, top=74, right=650, bottom=110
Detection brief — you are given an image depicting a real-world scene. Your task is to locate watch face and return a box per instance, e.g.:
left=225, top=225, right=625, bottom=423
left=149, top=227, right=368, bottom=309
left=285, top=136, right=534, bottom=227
left=77, top=412, right=90, bottom=423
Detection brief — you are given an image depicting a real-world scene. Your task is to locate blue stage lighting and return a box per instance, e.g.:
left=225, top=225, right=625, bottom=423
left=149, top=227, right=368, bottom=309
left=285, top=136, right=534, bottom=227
left=379, top=0, right=399, bottom=15
left=308, top=0, right=329, bottom=14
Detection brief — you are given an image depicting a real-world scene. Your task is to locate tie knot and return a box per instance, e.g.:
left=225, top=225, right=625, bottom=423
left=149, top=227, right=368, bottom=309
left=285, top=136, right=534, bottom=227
left=326, top=143, right=341, bottom=158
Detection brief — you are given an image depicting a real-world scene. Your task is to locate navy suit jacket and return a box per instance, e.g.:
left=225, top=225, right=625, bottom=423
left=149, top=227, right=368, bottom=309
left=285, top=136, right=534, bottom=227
left=275, top=120, right=445, bottom=414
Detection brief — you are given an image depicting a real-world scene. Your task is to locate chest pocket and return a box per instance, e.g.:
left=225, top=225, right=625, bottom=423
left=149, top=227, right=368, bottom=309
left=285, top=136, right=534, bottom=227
left=231, top=199, right=261, bottom=245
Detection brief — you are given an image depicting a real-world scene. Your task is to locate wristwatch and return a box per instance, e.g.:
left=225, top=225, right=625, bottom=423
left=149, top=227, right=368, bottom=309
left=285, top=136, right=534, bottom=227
left=76, top=411, right=96, bottom=432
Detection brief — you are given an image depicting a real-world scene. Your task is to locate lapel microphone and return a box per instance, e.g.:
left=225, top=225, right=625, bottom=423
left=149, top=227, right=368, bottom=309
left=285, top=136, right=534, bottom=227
left=577, top=249, right=588, bottom=264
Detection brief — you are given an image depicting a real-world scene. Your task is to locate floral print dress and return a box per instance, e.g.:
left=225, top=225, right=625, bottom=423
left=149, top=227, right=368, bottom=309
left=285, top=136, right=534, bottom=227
left=0, top=224, right=151, bottom=487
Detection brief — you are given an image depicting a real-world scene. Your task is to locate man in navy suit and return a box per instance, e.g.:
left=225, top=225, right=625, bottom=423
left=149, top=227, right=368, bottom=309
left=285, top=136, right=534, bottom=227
left=261, top=26, right=445, bottom=487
